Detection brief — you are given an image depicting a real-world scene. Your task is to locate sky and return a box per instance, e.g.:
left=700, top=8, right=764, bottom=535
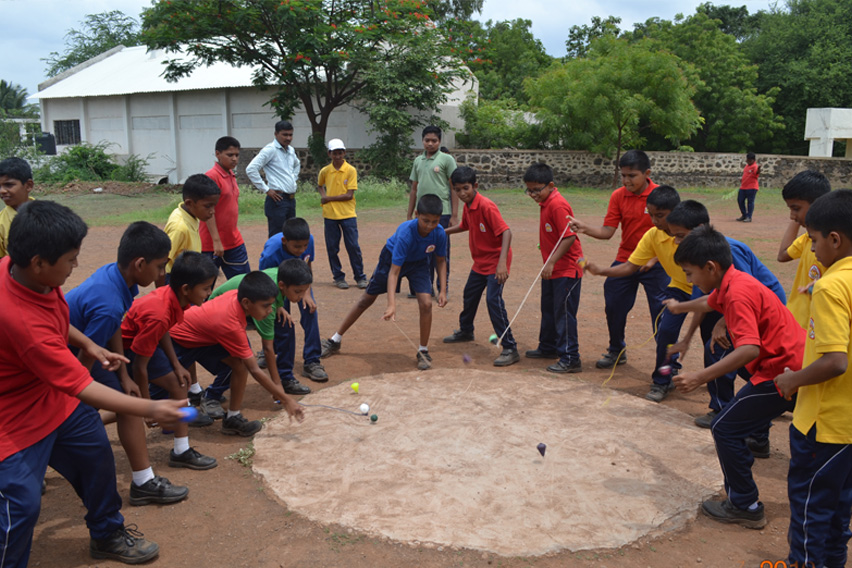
left=1, top=0, right=777, bottom=98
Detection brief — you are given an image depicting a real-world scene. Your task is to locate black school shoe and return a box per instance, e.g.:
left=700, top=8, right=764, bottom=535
left=701, top=498, right=766, bottom=529
left=525, top=349, right=559, bottom=359
left=596, top=351, right=627, bottom=369
left=283, top=378, right=312, bottom=395
left=746, top=436, right=770, bottom=459
left=169, top=447, right=218, bottom=470
left=547, top=360, right=582, bottom=373
left=128, top=475, right=188, bottom=506
left=443, top=329, right=474, bottom=343
left=90, top=524, right=159, bottom=564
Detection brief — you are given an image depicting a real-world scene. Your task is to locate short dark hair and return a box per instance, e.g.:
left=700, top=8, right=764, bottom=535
left=666, top=200, right=710, bottom=230
left=0, top=157, right=33, bottom=184
left=674, top=224, right=733, bottom=270
left=450, top=166, right=477, bottom=185
left=169, top=251, right=218, bottom=293
left=282, top=217, right=311, bottom=241
left=422, top=125, right=442, bottom=140
left=647, top=185, right=680, bottom=211
left=275, top=120, right=294, bottom=133
left=117, top=221, right=171, bottom=267
left=416, top=194, right=443, bottom=216
left=618, top=150, right=650, bottom=172
left=782, top=170, right=831, bottom=204
left=183, top=174, right=220, bottom=201
left=277, top=258, right=313, bottom=287
left=215, top=136, right=241, bottom=152
left=746, top=152, right=756, bottom=161
left=8, top=200, right=87, bottom=267
left=237, top=270, right=279, bottom=302
left=523, top=162, right=554, bottom=185
left=805, top=189, right=852, bottom=241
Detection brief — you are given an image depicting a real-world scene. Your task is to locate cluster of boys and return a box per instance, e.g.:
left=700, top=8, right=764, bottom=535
left=0, top=119, right=850, bottom=568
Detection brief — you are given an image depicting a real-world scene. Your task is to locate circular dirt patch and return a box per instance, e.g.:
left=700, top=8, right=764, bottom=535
left=253, top=370, right=721, bottom=556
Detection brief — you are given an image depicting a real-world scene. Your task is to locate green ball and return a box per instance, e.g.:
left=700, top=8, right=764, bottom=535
left=489, top=334, right=498, bottom=344
left=370, top=414, right=378, bottom=423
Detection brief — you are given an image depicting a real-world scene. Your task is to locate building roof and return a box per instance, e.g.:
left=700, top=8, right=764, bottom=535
left=32, top=45, right=255, bottom=100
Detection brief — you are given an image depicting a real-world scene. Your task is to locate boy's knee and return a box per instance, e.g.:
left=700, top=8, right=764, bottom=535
left=356, top=293, right=377, bottom=310
left=417, top=295, right=432, bottom=312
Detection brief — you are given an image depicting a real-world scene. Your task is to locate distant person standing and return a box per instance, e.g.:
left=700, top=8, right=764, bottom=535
left=407, top=126, right=457, bottom=296
left=736, top=152, right=760, bottom=223
left=247, top=120, right=301, bottom=237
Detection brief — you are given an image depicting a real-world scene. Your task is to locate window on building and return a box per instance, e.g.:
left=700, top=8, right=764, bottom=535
left=54, top=120, right=81, bottom=145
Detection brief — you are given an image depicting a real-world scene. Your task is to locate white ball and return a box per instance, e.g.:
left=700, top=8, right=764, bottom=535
left=359, top=403, right=370, bottom=414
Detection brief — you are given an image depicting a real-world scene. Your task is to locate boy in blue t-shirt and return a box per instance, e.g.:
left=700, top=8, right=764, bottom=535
left=257, top=217, right=325, bottom=389
left=666, top=200, right=786, bottom=435
left=321, top=194, right=448, bottom=370
left=67, top=221, right=192, bottom=505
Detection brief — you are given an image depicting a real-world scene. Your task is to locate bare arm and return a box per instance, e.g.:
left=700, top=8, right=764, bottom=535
left=382, top=264, right=403, bottom=321
left=775, top=352, right=848, bottom=399
left=778, top=220, right=800, bottom=262
left=449, top=187, right=460, bottom=227
left=435, top=256, right=448, bottom=308
left=77, top=380, right=185, bottom=422
left=496, top=229, right=512, bottom=285
left=568, top=215, right=617, bottom=240
left=243, top=357, right=305, bottom=422
left=204, top=216, right=225, bottom=258
left=444, top=224, right=467, bottom=236
left=584, top=259, right=640, bottom=278
left=674, top=344, right=760, bottom=393
left=321, top=189, right=355, bottom=205
left=407, top=182, right=418, bottom=220
left=68, top=325, right=128, bottom=371
left=542, top=236, right=576, bottom=280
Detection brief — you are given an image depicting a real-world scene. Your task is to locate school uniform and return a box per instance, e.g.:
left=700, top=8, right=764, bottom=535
left=318, top=160, right=366, bottom=283
left=707, top=268, right=802, bottom=511
left=258, top=233, right=322, bottom=370
left=787, top=256, right=852, bottom=567
left=164, top=205, right=201, bottom=273
left=601, top=182, right=668, bottom=356
left=627, top=227, right=693, bottom=385
left=536, top=188, right=583, bottom=366
left=0, top=257, right=124, bottom=566
left=66, top=262, right=139, bottom=392
left=202, top=162, right=250, bottom=280
left=455, top=192, right=516, bottom=349
left=786, top=232, right=826, bottom=330
left=366, top=219, right=447, bottom=296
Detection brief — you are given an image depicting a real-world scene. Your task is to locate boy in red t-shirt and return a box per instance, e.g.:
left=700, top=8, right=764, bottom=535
left=664, top=225, right=803, bottom=529
left=202, top=136, right=251, bottom=280
left=443, top=166, right=518, bottom=366
left=122, top=251, right=219, bottom=472
left=568, top=150, right=668, bottom=370
left=169, top=270, right=306, bottom=436
left=736, top=152, right=761, bottom=222
left=523, top=163, right=584, bottom=373
left=0, top=201, right=186, bottom=565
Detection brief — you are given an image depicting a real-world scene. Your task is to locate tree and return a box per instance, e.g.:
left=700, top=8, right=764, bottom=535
left=142, top=0, right=471, bottom=147
left=565, top=16, right=622, bottom=58
left=0, top=81, right=37, bottom=118
left=639, top=13, right=783, bottom=152
left=526, top=36, right=701, bottom=182
left=456, top=96, right=536, bottom=149
left=44, top=11, right=140, bottom=77
left=744, top=0, right=852, bottom=154
left=696, top=2, right=762, bottom=42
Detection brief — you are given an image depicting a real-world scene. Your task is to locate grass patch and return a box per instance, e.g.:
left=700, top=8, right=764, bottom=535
left=226, top=443, right=255, bottom=468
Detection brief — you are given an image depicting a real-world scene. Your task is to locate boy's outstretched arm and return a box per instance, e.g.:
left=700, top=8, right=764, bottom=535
left=584, top=257, right=639, bottom=278
left=382, top=264, right=403, bottom=321
left=774, top=352, right=848, bottom=399
left=242, top=357, right=305, bottom=422
left=435, top=256, right=448, bottom=307
left=674, top=344, right=760, bottom=393
left=662, top=296, right=712, bottom=315
left=496, top=229, right=512, bottom=284
left=444, top=224, right=466, bottom=236
left=542, top=236, right=576, bottom=280
left=77, top=380, right=186, bottom=423
left=777, top=219, right=800, bottom=262
left=568, top=215, right=617, bottom=240
left=68, top=324, right=128, bottom=371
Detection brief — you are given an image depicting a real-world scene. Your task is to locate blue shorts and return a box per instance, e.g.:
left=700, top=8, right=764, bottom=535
left=90, top=364, right=122, bottom=393
left=366, top=246, right=431, bottom=296
left=126, top=347, right=176, bottom=400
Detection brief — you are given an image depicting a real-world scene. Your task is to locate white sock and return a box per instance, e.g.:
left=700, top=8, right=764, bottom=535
left=331, top=333, right=343, bottom=343
left=131, top=467, right=155, bottom=487
left=419, top=345, right=429, bottom=352
left=227, top=409, right=241, bottom=418
left=174, top=436, right=190, bottom=455
left=188, top=383, right=202, bottom=394
left=748, top=501, right=760, bottom=511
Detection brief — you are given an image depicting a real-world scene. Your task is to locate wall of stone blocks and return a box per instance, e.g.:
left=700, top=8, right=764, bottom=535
left=236, top=148, right=852, bottom=191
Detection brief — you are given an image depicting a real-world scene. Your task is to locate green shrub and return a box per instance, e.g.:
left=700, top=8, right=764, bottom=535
left=36, top=141, right=150, bottom=183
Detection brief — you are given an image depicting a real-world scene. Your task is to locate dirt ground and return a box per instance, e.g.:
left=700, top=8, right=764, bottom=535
left=30, top=191, right=819, bottom=568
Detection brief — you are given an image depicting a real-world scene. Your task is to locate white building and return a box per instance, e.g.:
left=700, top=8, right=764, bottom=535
left=32, top=45, right=476, bottom=183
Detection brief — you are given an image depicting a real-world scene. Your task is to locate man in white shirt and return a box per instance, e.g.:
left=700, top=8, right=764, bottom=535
left=246, top=120, right=302, bottom=237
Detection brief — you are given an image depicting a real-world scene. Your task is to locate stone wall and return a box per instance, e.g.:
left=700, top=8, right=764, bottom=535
left=236, top=148, right=852, bottom=190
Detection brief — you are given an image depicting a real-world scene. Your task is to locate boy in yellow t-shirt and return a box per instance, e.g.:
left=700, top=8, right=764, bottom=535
left=163, top=174, right=220, bottom=281
left=318, top=139, right=366, bottom=290
left=0, top=157, right=35, bottom=258
left=776, top=170, right=831, bottom=329
left=775, top=190, right=852, bottom=567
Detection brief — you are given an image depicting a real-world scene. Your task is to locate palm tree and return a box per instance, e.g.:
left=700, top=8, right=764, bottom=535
left=0, top=80, right=37, bottom=118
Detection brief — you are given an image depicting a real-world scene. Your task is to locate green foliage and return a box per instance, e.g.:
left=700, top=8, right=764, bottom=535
left=44, top=11, right=140, bottom=77
left=142, top=0, right=468, bottom=144
left=696, top=2, right=763, bottom=41
left=226, top=443, right=255, bottom=468
left=637, top=13, right=783, bottom=152
left=565, top=16, right=622, bottom=59
left=475, top=20, right=552, bottom=103
left=527, top=36, right=701, bottom=169
left=744, top=0, right=852, bottom=155
left=457, top=96, right=537, bottom=148
left=36, top=142, right=150, bottom=184
left=0, top=81, right=38, bottom=119
left=306, top=133, right=327, bottom=172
